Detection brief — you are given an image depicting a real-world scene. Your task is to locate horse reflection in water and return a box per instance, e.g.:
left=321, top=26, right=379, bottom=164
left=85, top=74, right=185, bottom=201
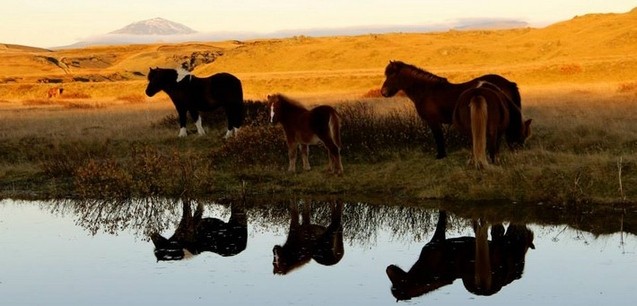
left=273, top=201, right=344, bottom=275
left=386, top=210, right=535, bottom=301
left=150, top=199, right=247, bottom=261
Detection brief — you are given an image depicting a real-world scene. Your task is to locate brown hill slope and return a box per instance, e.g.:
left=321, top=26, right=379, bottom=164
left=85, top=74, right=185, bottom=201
left=0, top=8, right=636, bottom=99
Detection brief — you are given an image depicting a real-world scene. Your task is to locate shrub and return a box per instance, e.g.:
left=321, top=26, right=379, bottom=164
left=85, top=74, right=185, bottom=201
left=211, top=126, right=287, bottom=168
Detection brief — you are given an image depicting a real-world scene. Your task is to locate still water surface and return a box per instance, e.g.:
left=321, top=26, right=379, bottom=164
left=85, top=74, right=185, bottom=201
left=0, top=199, right=635, bottom=305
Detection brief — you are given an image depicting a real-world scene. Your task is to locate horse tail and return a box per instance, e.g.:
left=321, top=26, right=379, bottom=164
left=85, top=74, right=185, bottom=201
left=470, top=94, right=489, bottom=169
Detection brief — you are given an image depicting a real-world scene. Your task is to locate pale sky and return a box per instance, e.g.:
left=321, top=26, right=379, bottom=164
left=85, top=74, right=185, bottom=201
left=1, top=0, right=635, bottom=48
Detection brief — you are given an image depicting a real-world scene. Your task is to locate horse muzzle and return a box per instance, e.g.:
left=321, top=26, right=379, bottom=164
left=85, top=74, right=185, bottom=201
left=380, top=87, right=395, bottom=97
left=145, top=87, right=159, bottom=97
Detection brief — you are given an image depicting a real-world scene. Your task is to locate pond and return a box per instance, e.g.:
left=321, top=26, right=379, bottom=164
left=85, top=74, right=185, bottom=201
left=0, top=198, right=635, bottom=305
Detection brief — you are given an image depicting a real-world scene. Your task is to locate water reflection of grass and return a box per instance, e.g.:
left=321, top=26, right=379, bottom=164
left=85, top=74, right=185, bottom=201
left=1, top=89, right=636, bottom=205
left=50, top=198, right=636, bottom=243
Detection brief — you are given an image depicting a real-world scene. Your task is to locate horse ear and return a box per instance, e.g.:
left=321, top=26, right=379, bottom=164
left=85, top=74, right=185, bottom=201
left=525, top=119, right=533, bottom=129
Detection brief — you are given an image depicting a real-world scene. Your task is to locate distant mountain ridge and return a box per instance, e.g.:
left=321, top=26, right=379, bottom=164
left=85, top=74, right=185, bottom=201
left=109, top=17, right=197, bottom=35
left=59, top=17, right=529, bottom=49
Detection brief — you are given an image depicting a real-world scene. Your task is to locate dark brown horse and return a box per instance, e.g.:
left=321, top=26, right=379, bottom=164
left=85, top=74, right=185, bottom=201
left=386, top=210, right=535, bottom=301
left=145, top=67, right=244, bottom=138
left=268, top=93, right=343, bottom=175
left=453, top=81, right=532, bottom=168
left=150, top=199, right=247, bottom=261
left=380, top=60, right=522, bottom=159
left=273, top=201, right=344, bottom=275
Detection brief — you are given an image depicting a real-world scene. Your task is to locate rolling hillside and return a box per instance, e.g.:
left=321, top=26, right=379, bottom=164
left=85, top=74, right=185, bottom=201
left=0, top=8, right=636, bottom=100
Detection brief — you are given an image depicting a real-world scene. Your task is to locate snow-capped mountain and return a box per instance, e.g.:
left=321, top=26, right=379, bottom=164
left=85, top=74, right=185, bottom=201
left=109, top=17, right=197, bottom=35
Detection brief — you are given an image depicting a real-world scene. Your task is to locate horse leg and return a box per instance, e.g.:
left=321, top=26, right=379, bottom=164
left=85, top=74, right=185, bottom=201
left=177, top=108, right=188, bottom=137
left=318, top=133, right=342, bottom=175
left=224, top=103, right=243, bottom=138
left=301, top=145, right=311, bottom=171
left=287, top=143, right=298, bottom=172
left=190, top=110, right=206, bottom=136
left=487, top=130, right=503, bottom=164
left=429, top=123, right=447, bottom=159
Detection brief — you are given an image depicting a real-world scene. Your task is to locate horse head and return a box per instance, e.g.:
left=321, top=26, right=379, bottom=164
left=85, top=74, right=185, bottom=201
left=150, top=232, right=190, bottom=261
left=380, top=60, right=404, bottom=97
left=506, top=117, right=533, bottom=150
left=145, top=67, right=178, bottom=97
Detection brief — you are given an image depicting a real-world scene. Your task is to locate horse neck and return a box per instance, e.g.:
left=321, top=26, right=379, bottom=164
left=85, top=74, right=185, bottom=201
left=505, top=101, right=524, bottom=138
left=279, top=101, right=308, bottom=126
left=162, top=77, right=193, bottom=97
left=398, top=71, right=454, bottom=98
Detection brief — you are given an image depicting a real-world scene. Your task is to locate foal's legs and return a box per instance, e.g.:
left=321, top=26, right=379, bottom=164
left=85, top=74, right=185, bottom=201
left=319, top=135, right=343, bottom=175
left=300, top=145, right=311, bottom=171
left=287, top=142, right=298, bottom=172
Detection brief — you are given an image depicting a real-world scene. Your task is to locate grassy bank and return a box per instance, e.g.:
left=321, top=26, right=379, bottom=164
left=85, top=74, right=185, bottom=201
left=1, top=85, right=636, bottom=206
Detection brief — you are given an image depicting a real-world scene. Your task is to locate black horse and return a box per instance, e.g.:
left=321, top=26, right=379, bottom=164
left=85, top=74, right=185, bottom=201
left=150, top=199, right=247, bottom=261
left=145, top=67, right=244, bottom=138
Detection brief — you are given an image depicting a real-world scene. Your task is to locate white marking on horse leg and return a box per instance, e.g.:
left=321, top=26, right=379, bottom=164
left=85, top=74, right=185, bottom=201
left=301, top=145, right=311, bottom=170
left=224, top=129, right=234, bottom=139
left=233, top=127, right=240, bottom=137
left=178, top=127, right=187, bottom=137
left=195, top=117, right=205, bottom=135
left=270, top=104, right=275, bottom=123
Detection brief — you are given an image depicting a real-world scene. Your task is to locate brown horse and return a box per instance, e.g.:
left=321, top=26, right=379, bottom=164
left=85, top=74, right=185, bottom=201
left=386, top=210, right=535, bottom=301
left=272, top=201, right=344, bottom=275
left=268, top=93, right=343, bottom=175
left=380, top=60, right=522, bottom=159
left=453, top=81, right=532, bottom=168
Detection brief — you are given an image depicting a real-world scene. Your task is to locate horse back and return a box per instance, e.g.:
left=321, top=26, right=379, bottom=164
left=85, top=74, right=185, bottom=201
left=454, top=86, right=509, bottom=135
left=475, top=74, right=521, bottom=109
left=196, top=217, right=248, bottom=257
left=191, top=72, right=244, bottom=109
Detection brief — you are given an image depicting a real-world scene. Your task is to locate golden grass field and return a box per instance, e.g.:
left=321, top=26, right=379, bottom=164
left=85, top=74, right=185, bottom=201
left=1, top=8, right=636, bottom=204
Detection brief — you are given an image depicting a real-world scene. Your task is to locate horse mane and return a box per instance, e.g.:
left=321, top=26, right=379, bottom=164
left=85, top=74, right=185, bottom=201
left=175, top=68, right=192, bottom=82
left=272, top=93, right=308, bottom=111
left=392, top=61, right=448, bottom=84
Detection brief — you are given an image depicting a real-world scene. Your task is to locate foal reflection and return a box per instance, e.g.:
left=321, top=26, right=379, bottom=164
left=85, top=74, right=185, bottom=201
left=150, top=199, right=247, bottom=261
left=386, top=210, right=535, bottom=301
left=273, top=201, right=344, bottom=275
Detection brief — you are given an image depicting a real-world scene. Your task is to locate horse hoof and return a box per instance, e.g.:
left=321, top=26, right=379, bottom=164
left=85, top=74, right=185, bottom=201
left=436, top=153, right=447, bottom=159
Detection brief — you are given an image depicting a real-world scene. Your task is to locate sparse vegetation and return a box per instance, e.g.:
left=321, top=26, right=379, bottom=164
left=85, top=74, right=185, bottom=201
left=0, top=86, right=635, bottom=205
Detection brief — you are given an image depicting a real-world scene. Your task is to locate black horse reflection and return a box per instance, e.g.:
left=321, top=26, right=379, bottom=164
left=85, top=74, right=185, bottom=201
left=273, top=201, right=344, bottom=275
left=150, top=200, right=247, bottom=261
left=387, top=210, right=535, bottom=301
